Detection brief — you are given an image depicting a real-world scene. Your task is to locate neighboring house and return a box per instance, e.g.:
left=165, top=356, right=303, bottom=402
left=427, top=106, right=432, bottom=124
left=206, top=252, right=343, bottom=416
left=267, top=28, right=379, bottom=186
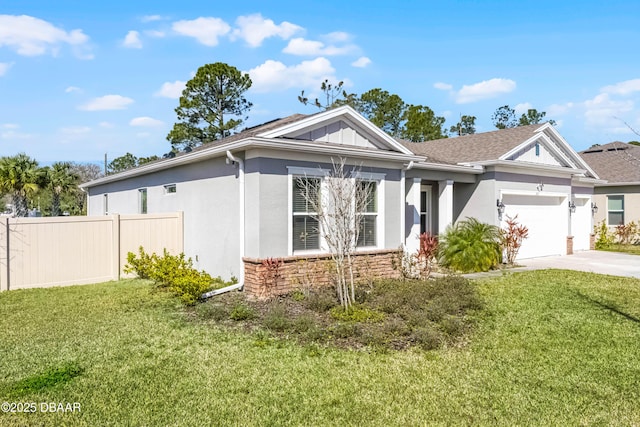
left=81, top=106, right=600, bottom=292
left=579, top=141, right=640, bottom=227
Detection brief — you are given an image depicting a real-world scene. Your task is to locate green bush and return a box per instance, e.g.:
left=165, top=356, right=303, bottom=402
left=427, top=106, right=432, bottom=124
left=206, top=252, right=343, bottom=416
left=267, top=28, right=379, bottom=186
left=230, top=303, right=256, bottom=321
left=329, top=305, right=385, bottom=323
left=594, top=220, right=615, bottom=249
left=438, top=218, right=501, bottom=273
left=125, top=246, right=236, bottom=305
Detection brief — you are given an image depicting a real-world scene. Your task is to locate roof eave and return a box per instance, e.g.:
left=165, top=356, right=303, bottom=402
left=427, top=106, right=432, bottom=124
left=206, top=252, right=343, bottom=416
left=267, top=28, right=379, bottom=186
left=466, top=159, right=587, bottom=176
left=412, top=161, right=484, bottom=174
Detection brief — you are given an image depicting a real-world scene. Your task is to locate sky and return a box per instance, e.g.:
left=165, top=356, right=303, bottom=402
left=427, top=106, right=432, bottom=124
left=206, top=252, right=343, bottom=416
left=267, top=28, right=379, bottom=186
left=1, top=0, right=640, bottom=166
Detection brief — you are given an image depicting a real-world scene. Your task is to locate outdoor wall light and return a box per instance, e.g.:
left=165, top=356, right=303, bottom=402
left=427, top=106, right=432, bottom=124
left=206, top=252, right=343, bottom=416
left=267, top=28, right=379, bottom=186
left=569, top=201, right=576, bottom=214
left=536, top=183, right=544, bottom=192
left=497, top=199, right=506, bottom=218
left=591, top=202, right=598, bottom=215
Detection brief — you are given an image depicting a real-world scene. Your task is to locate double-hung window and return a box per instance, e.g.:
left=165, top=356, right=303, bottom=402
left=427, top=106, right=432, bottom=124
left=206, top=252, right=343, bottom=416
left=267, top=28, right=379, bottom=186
left=292, top=177, right=321, bottom=251
left=357, top=180, right=377, bottom=248
left=138, top=188, right=148, bottom=214
left=607, top=195, right=624, bottom=225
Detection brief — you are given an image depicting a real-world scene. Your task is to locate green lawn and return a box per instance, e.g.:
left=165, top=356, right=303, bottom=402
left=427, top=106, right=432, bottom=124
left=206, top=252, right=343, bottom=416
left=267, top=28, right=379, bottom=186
left=599, top=244, right=640, bottom=255
left=1, top=271, right=640, bottom=425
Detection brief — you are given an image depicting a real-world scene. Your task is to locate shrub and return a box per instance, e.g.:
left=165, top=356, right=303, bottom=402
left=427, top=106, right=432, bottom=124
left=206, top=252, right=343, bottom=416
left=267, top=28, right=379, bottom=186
left=594, top=221, right=615, bottom=249
left=230, top=303, right=256, bottom=321
left=125, top=246, right=236, bottom=305
left=615, top=221, right=638, bottom=245
left=500, top=215, right=529, bottom=265
left=263, top=304, right=290, bottom=331
left=416, top=232, right=438, bottom=279
left=438, top=218, right=501, bottom=273
left=329, top=305, right=385, bottom=323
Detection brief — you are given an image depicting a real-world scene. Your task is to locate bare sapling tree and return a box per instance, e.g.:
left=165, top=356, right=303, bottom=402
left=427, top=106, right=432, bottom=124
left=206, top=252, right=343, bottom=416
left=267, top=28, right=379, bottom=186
left=296, top=158, right=373, bottom=309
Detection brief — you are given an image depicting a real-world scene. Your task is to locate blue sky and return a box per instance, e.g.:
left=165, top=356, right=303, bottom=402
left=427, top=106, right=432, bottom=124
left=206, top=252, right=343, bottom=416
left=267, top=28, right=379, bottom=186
left=1, top=0, right=640, bottom=165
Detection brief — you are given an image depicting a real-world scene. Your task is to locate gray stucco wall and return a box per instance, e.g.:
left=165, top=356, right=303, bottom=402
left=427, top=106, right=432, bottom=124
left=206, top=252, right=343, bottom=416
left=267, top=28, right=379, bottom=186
left=593, top=185, right=640, bottom=225
left=87, top=157, right=241, bottom=280
left=245, top=157, right=403, bottom=258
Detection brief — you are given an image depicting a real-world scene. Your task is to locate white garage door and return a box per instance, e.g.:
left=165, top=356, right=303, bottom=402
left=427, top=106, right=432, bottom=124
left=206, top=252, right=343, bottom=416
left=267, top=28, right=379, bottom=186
left=502, top=194, right=567, bottom=259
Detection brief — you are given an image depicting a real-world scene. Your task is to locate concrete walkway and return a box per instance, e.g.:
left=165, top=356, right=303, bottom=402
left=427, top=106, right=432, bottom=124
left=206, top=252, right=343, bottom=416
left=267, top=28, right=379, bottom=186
left=463, top=250, right=640, bottom=279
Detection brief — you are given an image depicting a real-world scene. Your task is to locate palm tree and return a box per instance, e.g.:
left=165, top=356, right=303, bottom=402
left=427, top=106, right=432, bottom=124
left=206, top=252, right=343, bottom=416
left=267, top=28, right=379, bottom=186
left=47, top=162, right=80, bottom=216
left=0, top=153, right=46, bottom=217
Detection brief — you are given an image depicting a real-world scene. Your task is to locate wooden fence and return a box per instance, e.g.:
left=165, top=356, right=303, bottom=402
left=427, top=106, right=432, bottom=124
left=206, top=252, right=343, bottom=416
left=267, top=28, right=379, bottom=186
left=0, top=212, right=183, bottom=291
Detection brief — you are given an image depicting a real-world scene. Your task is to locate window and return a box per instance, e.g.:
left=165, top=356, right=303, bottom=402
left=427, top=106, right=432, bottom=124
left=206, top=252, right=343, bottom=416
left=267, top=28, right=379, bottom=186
left=138, top=188, right=147, bottom=214
left=535, top=142, right=540, bottom=157
left=164, top=184, right=176, bottom=194
left=607, top=195, right=624, bottom=225
left=419, top=185, right=432, bottom=234
left=357, top=181, right=377, bottom=247
left=292, top=177, right=320, bottom=251
left=103, top=194, right=108, bottom=215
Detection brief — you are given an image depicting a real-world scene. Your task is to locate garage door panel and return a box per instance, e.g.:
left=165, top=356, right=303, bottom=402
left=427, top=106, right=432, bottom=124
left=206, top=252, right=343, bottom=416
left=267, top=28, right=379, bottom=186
left=502, top=194, right=567, bottom=259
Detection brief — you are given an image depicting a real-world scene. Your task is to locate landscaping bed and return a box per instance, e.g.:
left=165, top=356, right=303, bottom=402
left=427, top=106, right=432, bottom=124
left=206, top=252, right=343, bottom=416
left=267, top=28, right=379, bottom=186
left=191, top=275, right=483, bottom=351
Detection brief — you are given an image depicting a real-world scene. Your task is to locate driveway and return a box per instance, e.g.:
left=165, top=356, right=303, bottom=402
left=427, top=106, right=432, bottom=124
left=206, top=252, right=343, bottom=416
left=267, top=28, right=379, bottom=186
left=519, top=251, right=640, bottom=279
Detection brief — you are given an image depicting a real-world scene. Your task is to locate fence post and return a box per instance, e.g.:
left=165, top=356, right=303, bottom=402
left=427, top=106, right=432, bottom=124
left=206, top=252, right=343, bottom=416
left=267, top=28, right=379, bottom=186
left=4, top=217, right=9, bottom=291
left=112, top=214, right=120, bottom=281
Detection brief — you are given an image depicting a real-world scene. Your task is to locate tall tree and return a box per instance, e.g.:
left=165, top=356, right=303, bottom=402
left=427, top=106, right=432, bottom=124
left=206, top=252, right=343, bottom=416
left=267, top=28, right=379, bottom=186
left=518, top=108, right=556, bottom=126
left=47, top=162, right=80, bottom=216
left=70, top=162, right=103, bottom=215
left=449, top=115, right=477, bottom=136
left=167, top=62, right=253, bottom=150
left=298, top=79, right=355, bottom=110
left=492, top=105, right=517, bottom=129
left=401, top=105, right=447, bottom=142
left=358, top=88, right=407, bottom=137
left=108, top=153, right=138, bottom=174
left=0, top=153, right=46, bottom=216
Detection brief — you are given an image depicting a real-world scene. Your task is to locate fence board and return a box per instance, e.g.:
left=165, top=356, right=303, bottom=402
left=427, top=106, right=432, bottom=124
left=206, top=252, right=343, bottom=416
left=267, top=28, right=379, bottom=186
left=0, top=212, right=183, bottom=291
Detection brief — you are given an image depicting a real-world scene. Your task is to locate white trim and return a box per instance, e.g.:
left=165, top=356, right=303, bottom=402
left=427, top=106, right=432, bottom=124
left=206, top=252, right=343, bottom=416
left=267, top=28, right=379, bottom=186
left=412, top=161, right=484, bottom=174
left=500, top=189, right=568, bottom=198
left=572, top=194, right=591, bottom=199
left=286, top=166, right=330, bottom=177
left=257, top=105, right=415, bottom=155
left=287, top=173, right=293, bottom=256
left=350, top=171, right=386, bottom=181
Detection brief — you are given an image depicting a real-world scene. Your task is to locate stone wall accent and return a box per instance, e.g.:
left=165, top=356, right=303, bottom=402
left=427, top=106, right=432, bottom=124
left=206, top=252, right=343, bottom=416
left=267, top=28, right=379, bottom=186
left=243, top=249, right=402, bottom=299
left=566, top=236, right=574, bottom=255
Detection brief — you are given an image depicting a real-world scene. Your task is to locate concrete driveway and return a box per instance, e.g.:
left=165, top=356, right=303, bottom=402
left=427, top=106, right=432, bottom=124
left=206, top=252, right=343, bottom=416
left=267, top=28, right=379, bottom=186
left=520, top=251, right=640, bottom=279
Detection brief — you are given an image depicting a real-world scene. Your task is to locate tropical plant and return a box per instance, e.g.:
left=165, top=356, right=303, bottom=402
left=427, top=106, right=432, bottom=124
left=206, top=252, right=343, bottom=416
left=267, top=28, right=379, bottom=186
left=438, top=218, right=501, bottom=273
left=500, top=215, right=529, bottom=265
left=593, top=220, right=615, bottom=249
left=416, top=232, right=438, bottom=279
left=614, top=221, right=638, bottom=245
left=0, top=153, right=46, bottom=216
left=47, top=162, right=80, bottom=216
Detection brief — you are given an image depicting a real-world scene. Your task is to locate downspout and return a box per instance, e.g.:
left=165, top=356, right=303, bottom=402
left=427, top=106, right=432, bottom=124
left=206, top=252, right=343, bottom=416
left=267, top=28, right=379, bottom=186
left=202, top=150, right=245, bottom=298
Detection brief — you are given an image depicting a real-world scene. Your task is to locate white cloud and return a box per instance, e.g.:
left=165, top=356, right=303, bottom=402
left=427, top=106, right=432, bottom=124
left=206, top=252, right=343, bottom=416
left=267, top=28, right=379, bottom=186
left=99, top=121, right=114, bottom=128
left=79, top=95, right=134, bottom=111
left=145, top=30, right=165, bottom=38
left=351, top=56, right=371, bottom=68
left=60, top=126, right=91, bottom=135
left=1, top=129, right=32, bottom=140
left=248, top=57, right=336, bottom=93
left=172, top=17, right=230, bottom=46
left=141, top=15, right=163, bottom=23
left=1, top=123, right=18, bottom=129
left=0, top=14, right=91, bottom=57
left=455, top=78, right=516, bottom=104
left=546, top=102, right=574, bottom=116
left=601, top=79, right=640, bottom=96
left=232, top=14, right=302, bottom=47
left=129, top=116, right=164, bottom=127
left=434, top=82, right=452, bottom=91
left=65, top=86, right=81, bottom=93
left=283, top=37, right=357, bottom=56
left=514, top=102, right=532, bottom=115
left=0, top=62, right=12, bottom=76
left=583, top=93, right=634, bottom=128
left=323, top=31, right=351, bottom=43
left=155, top=80, right=186, bottom=99
left=123, top=30, right=142, bottom=48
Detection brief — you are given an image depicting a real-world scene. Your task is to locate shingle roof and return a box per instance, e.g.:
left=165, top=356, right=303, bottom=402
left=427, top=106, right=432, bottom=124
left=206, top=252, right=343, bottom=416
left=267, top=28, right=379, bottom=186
left=398, top=124, right=545, bottom=164
left=579, top=141, right=640, bottom=183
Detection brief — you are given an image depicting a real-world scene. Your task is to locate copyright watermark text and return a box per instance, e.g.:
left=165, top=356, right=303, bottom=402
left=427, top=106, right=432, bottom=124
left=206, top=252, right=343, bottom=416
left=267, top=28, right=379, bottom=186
left=1, top=402, right=81, bottom=413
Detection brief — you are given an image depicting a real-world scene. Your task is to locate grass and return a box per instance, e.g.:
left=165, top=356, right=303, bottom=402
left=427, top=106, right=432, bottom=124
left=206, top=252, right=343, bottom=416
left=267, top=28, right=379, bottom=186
left=1, top=271, right=640, bottom=425
left=599, top=243, right=640, bottom=255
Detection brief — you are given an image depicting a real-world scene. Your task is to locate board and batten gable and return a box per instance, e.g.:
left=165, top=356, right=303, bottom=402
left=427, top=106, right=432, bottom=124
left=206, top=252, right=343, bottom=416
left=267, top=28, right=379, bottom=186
left=288, top=120, right=388, bottom=150
left=505, top=139, right=564, bottom=166
left=86, top=157, right=242, bottom=280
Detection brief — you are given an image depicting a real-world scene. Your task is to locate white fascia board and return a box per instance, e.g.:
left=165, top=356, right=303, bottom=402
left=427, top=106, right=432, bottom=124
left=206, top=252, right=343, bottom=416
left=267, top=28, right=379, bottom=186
left=256, top=105, right=415, bottom=155
left=500, top=189, right=568, bottom=198
left=572, top=176, right=608, bottom=185
left=412, top=161, right=484, bottom=175
left=596, top=181, right=640, bottom=187
left=500, top=132, right=578, bottom=171
left=471, top=160, right=586, bottom=176
left=540, top=124, right=600, bottom=179
left=81, top=137, right=423, bottom=188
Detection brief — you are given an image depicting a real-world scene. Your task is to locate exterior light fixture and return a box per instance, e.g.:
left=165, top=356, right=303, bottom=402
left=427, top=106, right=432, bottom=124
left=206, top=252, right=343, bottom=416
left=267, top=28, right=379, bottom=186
left=591, top=202, right=598, bottom=215
left=536, top=183, right=544, bottom=192
left=497, top=199, right=506, bottom=219
left=569, top=201, right=576, bottom=214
